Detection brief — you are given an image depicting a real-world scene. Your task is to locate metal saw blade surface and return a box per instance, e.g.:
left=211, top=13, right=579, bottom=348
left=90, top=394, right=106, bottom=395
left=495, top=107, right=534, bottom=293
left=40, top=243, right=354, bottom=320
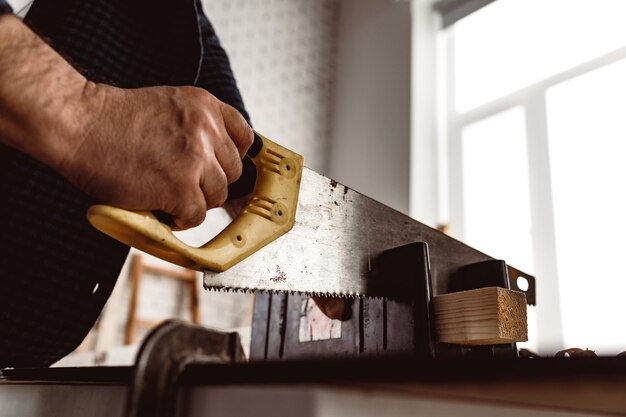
left=204, top=168, right=503, bottom=299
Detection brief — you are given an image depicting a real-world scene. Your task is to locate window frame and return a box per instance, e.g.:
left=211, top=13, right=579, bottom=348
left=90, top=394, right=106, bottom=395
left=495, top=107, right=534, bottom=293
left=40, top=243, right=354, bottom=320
left=440, top=24, right=626, bottom=351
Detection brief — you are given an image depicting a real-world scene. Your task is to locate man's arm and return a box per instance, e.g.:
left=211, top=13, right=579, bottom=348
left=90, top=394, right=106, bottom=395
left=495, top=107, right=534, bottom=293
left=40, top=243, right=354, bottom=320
left=0, top=0, right=12, bottom=15
left=0, top=14, right=253, bottom=229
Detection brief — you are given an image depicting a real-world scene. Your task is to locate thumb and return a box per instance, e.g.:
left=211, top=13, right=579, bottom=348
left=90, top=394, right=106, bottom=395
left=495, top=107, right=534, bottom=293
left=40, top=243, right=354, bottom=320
left=168, top=189, right=208, bottom=231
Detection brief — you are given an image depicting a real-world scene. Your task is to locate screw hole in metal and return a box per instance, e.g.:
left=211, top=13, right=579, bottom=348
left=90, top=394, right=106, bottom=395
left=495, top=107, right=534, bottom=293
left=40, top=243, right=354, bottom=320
left=516, top=276, right=529, bottom=292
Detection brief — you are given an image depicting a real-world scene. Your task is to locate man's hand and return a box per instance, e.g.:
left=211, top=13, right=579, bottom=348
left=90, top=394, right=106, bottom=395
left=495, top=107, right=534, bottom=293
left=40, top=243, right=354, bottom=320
left=0, top=15, right=253, bottom=230
left=312, top=296, right=350, bottom=320
left=59, top=85, right=253, bottom=230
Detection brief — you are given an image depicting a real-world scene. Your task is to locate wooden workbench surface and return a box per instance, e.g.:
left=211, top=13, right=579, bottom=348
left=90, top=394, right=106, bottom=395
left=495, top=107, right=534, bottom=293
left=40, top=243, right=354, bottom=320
left=3, top=356, right=626, bottom=414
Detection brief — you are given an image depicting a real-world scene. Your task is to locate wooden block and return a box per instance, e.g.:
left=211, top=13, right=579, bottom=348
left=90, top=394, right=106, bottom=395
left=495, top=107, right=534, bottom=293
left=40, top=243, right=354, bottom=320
left=433, top=287, right=527, bottom=346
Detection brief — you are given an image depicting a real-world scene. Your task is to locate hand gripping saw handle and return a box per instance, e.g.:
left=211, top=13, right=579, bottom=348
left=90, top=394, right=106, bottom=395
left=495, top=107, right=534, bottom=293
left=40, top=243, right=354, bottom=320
left=86, top=132, right=304, bottom=272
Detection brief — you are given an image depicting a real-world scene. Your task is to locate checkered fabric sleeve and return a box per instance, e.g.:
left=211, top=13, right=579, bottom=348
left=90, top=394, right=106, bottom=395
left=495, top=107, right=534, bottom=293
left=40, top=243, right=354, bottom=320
left=0, top=0, right=250, bottom=368
left=0, top=0, right=13, bottom=14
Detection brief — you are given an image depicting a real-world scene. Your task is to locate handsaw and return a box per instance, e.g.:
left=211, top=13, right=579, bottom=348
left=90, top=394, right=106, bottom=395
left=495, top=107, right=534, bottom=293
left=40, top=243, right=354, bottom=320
left=87, top=132, right=535, bottom=302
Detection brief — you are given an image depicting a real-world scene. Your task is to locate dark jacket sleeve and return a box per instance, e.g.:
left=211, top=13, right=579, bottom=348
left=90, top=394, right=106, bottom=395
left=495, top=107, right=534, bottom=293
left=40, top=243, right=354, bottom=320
left=195, top=10, right=250, bottom=124
left=0, top=0, right=13, bottom=14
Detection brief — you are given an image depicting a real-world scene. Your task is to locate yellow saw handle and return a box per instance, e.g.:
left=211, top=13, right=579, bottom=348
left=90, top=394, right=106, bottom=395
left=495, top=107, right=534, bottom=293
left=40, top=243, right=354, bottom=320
left=86, top=132, right=303, bottom=272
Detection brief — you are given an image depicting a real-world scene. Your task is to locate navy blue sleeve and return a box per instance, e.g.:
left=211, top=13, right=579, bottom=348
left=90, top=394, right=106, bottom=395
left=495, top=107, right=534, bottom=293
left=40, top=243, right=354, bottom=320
left=195, top=11, right=250, bottom=125
left=0, top=0, right=13, bottom=14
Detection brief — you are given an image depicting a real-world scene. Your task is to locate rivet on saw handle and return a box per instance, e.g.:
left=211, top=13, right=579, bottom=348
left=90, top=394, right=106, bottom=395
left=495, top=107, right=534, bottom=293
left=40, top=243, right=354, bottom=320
left=86, top=131, right=304, bottom=272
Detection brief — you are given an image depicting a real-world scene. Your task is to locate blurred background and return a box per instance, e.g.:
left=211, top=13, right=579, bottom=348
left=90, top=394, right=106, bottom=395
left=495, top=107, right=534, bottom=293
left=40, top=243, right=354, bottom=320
left=47, top=0, right=626, bottom=365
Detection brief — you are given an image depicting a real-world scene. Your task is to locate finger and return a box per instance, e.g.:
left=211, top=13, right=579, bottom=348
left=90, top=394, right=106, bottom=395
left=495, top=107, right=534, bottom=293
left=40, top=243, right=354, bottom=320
left=223, top=193, right=252, bottom=219
left=220, top=102, right=254, bottom=158
left=169, top=187, right=208, bottom=230
left=200, top=159, right=229, bottom=209
left=227, top=156, right=256, bottom=200
left=211, top=128, right=243, bottom=184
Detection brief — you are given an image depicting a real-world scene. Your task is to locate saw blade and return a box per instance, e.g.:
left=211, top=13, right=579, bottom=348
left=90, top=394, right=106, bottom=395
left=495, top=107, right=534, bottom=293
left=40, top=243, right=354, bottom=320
left=204, top=168, right=535, bottom=302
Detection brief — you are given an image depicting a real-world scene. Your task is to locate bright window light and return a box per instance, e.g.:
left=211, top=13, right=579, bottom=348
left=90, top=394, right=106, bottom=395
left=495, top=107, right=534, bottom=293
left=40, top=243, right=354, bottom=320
left=461, top=107, right=538, bottom=352
left=454, top=0, right=626, bottom=112
left=461, top=106, right=534, bottom=274
left=547, top=58, right=626, bottom=354
left=442, top=0, right=626, bottom=352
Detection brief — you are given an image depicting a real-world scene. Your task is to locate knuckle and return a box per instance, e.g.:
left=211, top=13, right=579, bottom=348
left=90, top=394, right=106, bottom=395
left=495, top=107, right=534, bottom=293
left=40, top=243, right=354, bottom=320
left=216, top=187, right=228, bottom=207
left=178, top=132, right=207, bottom=162
left=187, top=110, right=206, bottom=129
left=177, top=170, right=198, bottom=190
left=188, top=206, right=207, bottom=227
left=182, top=85, right=208, bottom=99
left=191, top=88, right=215, bottom=106
left=225, top=158, right=243, bottom=183
left=191, top=138, right=208, bottom=160
left=178, top=202, right=206, bottom=229
left=243, top=124, right=254, bottom=147
left=207, top=187, right=228, bottom=209
left=220, top=100, right=235, bottom=113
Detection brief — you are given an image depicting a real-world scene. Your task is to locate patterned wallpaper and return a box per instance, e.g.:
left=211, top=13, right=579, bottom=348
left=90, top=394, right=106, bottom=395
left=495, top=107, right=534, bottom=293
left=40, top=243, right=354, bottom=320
left=202, top=0, right=340, bottom=172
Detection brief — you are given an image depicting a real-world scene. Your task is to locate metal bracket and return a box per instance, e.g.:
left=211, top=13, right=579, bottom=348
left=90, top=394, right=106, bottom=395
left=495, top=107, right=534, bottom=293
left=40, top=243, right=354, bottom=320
left=125, top=320, right=245, bottom=417
left=449, top=259, right=536, bottom=306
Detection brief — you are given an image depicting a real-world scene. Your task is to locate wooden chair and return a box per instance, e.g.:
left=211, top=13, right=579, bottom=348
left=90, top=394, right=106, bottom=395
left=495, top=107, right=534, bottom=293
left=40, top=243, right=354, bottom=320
left=125, top=254, right=200, bottom=345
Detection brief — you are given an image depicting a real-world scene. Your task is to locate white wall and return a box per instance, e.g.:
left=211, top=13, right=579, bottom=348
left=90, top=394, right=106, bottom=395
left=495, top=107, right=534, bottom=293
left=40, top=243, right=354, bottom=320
left=411, top=0, right=439, bottom=226
left=328, top=0, right=412, bottom=214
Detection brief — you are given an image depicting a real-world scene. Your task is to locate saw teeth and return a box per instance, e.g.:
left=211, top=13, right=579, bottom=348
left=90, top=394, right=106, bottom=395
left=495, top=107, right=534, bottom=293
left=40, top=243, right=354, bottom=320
left=203, top=285, right=377, bottom=300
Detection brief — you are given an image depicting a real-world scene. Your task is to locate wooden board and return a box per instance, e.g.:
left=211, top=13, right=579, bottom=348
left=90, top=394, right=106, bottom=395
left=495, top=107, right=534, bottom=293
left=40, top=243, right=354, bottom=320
left=433, top=287, right=527, bottom=345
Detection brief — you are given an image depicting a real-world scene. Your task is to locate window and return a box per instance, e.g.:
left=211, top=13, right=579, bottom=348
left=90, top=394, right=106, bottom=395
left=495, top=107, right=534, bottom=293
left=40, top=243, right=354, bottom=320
left=453, top=0, right=626, bottom=112
left=461, top=107, right=533, bottom=272
left=439, top=0, right=626, bottom=354
left=546, top=60, right=626, bottom=351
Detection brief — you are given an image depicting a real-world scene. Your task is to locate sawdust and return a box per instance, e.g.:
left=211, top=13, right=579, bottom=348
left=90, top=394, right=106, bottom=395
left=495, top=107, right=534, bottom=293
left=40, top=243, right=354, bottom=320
left=270, top=265, right=287, bottom=283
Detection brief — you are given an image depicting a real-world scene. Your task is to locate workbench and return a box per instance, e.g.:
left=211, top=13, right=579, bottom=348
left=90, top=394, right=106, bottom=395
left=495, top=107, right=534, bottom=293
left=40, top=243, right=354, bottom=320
left=2, top=357, right=626, bottom=416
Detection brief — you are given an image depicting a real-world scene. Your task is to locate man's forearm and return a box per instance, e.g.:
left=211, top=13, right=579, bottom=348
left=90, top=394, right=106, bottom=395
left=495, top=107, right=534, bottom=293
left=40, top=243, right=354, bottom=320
left=0, top=13, right=253, bottom=229
left=0, top=14, right=98, bottom=170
